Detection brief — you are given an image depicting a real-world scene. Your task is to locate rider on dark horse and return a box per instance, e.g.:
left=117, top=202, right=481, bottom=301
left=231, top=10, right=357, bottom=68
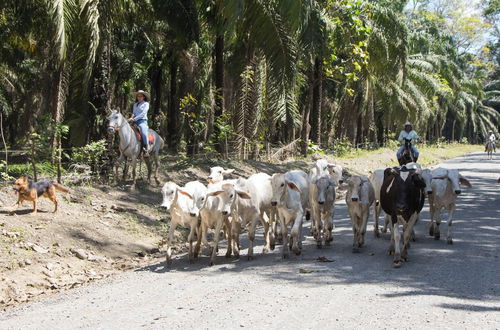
left=129, top=90, right=150, bottom=157
left=397, top=122, right=420, bottom=165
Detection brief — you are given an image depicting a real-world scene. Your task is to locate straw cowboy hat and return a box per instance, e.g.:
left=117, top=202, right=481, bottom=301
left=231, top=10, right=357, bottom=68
left=133, top=90, right=150, bottom=101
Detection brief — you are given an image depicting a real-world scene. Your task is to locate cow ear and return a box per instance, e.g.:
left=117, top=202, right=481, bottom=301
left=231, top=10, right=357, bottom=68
left=236, top=190, right=251, bottom=199
left=222, top=169, right=235, bottom=175
left=286, top=181, right=302, bottom=193
left=208, top=190, right=224, bottom=197
left=178, top=189, right=193, bottom=199
left=412, top=174, right=426, bottom=189
left=459, top=176, right=471, bottom=187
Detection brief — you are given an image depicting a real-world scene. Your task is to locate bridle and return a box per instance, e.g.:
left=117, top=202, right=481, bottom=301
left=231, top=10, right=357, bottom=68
left=108, top=116, right=127, bottom=133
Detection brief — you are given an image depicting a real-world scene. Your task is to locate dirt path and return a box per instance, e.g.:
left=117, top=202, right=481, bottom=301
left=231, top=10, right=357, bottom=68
left=1, top=153, right=499, bottom=329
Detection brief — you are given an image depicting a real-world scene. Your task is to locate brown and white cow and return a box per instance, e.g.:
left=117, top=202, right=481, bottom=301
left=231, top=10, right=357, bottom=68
left=380, top=166, right=426, bottom=268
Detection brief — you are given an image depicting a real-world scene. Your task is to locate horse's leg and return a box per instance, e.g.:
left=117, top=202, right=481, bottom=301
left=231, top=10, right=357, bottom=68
left=131, top=156, right=138, bottom=187
left=154, top=151, right=160, bottom=186
left=115, top=154, right=125, bottom=184
left=146, top=157, right=153, bottom=184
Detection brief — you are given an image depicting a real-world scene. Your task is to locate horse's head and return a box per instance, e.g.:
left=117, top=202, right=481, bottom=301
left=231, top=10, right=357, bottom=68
left=107, top=111, right=124, bottom=135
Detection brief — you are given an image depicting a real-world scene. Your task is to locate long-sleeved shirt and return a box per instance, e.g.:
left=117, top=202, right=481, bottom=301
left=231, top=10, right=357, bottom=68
left=488, top=134, right=496, bottom=141
left=133, top=101, right=149, bottom=122
left=398, top=130, right=419, bottom=145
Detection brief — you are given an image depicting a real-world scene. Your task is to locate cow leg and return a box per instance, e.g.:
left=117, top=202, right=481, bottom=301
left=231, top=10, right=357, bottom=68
left=360, top=208, right=369, bottom=247
left=382, top=214, right=390, bottom=233
left=401, top=217, right=416, bottom=262
left=392, top=219, right=402, bottom=268
left=446, top=206, right=455, bottom=245
left=260, top=214, right=271, bottom=254
left=187, top=223, right=197, bottom=263
left=224, top=217, right=232, bottom=258
left=259, top=212, right=275, bottom=253
left=373, top=202, right=381, bottom=237
left=387, top=216, right=397, bottom=255
left=279, top=212, right=289, bottom=259
left=266, top=209, right=276, bottom=250
left=165, top=221, right=177, bottom=266
left=231, top=221, right=241, bottom=259
left=315, top=208, right=323, bottom=249
left=434, top=208, right=441, bottom=240
left=209, top=219, right=224, bottom=266
left=291, top=211, right=303, bottom=255
left=194, top=221, right=208, bottom=258
left=246, top=214, right=260, bottom=260
left=324, top=210, right=333, bottom=245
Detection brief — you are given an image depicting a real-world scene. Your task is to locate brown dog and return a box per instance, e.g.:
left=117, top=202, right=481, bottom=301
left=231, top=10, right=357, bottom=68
left=9, top=176, right=69, bottom=215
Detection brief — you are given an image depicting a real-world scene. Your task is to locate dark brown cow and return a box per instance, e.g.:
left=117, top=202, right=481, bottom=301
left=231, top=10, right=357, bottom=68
left=380, top=166, right=426, bottom=268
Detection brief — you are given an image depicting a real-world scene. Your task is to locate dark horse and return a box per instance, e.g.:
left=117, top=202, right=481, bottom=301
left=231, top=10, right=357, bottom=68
left=398, top=138, right=418, bottom=165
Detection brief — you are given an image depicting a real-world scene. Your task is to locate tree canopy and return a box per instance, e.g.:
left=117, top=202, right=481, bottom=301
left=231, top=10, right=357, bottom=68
left=1, top=0, right=498, bottom=161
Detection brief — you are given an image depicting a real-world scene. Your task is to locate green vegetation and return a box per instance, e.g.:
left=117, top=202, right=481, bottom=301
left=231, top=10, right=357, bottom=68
left=0, top=0, right=498, bottom=169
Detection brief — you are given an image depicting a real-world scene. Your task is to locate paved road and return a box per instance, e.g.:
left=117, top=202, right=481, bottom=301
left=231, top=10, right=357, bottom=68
left=1, top=153, right=499, bottom=329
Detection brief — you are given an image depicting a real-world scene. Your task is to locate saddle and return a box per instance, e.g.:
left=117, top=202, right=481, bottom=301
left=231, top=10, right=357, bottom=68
left=132, top=124, right=155, bottom=145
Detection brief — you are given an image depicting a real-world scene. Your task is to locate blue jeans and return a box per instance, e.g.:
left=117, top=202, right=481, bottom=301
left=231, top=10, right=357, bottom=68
left=397, top=145, right=419, bottom=159
left=135, top=119, right=149, bottom=149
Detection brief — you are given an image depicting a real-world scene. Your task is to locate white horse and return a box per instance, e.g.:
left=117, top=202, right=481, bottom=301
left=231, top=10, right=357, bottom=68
left=107, top=110, right=164, bottom=186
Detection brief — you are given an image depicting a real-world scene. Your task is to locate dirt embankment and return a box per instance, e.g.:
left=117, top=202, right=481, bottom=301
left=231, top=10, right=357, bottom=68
left=0, top=144, right=480, bottom=309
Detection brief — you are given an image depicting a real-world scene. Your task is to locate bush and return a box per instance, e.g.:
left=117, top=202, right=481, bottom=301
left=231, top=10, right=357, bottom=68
left=71, top=140, right=108, bottom=174
left=6, top=162, right=60, bottom=179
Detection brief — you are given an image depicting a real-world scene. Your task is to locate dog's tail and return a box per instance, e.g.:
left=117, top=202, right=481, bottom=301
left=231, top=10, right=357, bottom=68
left=53, top=183, right=70, bottom=193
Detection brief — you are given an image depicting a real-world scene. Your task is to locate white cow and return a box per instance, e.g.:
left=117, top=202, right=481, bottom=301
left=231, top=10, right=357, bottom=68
left=308, top=173, right=336, bottom=248
left=311, top=159, right=344, bottom=184
left=196, top=181, right=250, bottom=266
left=428, top=168, right=471, bottom=244
left=230, top=173, right=276, bottom=259
left=161, top=181, right=207, bottom=264
left=270, top=170, right=309, bottom=258
left=207, top=166, right=234, bottom=185
left=346, top=175, right=375, bottom=252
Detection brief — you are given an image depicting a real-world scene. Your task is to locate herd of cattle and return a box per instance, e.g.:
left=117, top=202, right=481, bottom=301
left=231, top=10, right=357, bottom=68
left=160, top=160, right=471, bottom=268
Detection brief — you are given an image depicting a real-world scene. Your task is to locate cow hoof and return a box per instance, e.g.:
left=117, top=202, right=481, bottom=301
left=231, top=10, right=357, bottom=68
left=429, top=226, right=434, bottom=237
left=317, top=242, right=322, bottom=249
left=352, top=247, right=360, bottom=253
left=325, top=240, right=331, bottom=246
left=247, top=255, right=254, bottom=261
left=165, top=258, right=172, bottom=266
left=447, top=238, right=453, bottom=245
left=387, top=247, right=395, bottom=255
left=282, top=254, right=289, bottom=259
left=374, top=230, right=380, bottom=238
left=225, top=252, right=232, bottom=259
left=434, top=233, right=440, bottom=240
left=209, top=260, right=215, bottom=267
left=393, top=261, right=402, bottom=268
left=381, top=228, right=387, bottom=234
left=270, top=244, right=276, bottom=251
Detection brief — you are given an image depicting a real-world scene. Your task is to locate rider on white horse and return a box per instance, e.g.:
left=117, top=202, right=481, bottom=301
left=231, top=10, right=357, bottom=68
left=485, top=130, right=496, bottom=153
left=396, top=122, right=420, bottom=161
left=129, top=90, right=150, bottom=156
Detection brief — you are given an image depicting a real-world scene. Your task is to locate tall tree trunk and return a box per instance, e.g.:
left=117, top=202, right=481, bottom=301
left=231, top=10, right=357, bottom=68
left=51, top=65, right=65, bottom=163
left=214, top=33, right=225, bottom=152
left=300, top=72, right=314, bottom=156
left=151, top=53, right=163, bottom=131
left=310, top=57, right=322, bottom=145
left=167, top=59, right=179, bottom=151
left=89, top=33, right=111, bottom=142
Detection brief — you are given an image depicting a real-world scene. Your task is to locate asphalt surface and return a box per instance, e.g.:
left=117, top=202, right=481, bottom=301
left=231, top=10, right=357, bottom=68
left=1, top=152, right=499, bottom=329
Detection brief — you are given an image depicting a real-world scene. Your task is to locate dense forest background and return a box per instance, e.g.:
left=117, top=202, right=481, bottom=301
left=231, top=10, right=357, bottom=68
left=0, top=0, right=499, bottom=165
